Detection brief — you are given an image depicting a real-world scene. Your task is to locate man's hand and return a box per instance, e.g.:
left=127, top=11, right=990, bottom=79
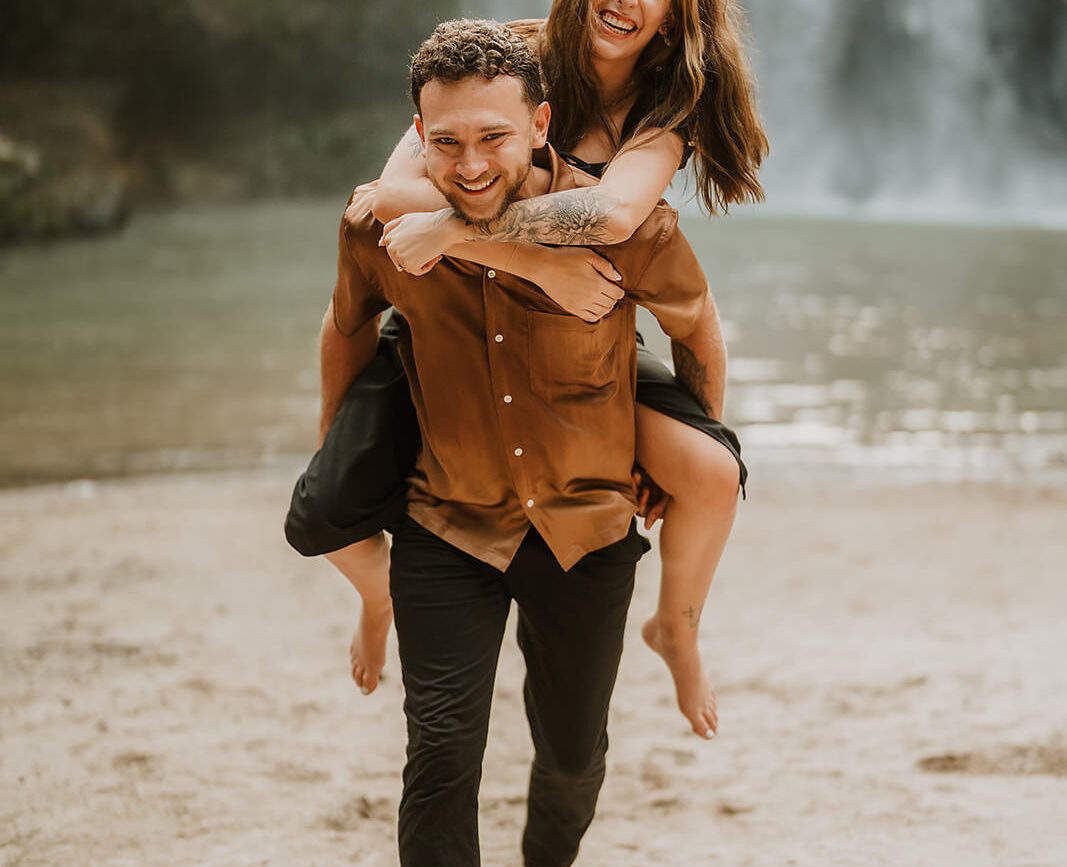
left=528, top=246, right=624, bottom=322
left=670, top=291, right=726, bottom=420
left=380, top=209, right=466, bottom=275
left=632, top=464, right=671, bottom=529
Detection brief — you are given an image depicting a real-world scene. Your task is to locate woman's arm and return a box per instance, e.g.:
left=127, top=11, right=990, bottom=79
left=380, top=128, right=686, bottom=272
left=450, top=241, right=625, bottom=322
left=370, top=125, right=682, bottom=320
left=471, top=128, right=686, bottom=245
left=393, top=232, right=625, bottom=322
left=368, top=126, right=634, bottom=320
left=371, top=125, right=449, bottom=224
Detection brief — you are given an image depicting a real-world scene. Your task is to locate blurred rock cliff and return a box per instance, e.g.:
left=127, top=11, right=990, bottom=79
left=0, top=0, right=453, bottom=241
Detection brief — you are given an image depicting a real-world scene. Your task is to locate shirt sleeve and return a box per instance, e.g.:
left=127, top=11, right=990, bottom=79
left=331, top=183, right=391, bottom=337
left=620, top=204, right=709, bottom=340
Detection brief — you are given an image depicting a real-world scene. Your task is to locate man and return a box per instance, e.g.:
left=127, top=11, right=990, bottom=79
left=322, top=19, right=722, bottom=866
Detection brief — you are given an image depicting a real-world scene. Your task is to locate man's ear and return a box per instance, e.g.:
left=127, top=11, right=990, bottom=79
left=413, top=114, right=426, bottom=152
left=531, top=101, right=551, bottom=148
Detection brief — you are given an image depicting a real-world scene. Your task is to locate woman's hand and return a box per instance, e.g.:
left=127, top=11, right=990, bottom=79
left=380, top=209, right=468, bottom=275
left=527, top=246, right=625, bottom=322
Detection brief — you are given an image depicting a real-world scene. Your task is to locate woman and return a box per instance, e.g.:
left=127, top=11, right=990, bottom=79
left=310, top=0, right=766, bottom=739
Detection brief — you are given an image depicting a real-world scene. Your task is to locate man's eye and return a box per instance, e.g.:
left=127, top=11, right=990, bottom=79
left=435, top=138, right=458, bottom=146
left=485, top=133, right=505, bottom=142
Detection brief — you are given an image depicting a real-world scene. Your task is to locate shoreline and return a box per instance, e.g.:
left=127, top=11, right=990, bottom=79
left=6, top=444, right=1067, bottom=493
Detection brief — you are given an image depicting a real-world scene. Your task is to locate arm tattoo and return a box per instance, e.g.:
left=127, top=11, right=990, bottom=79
left=672, top=341, right=715, bottom=418
left=468, top=188, right=619, bottom=245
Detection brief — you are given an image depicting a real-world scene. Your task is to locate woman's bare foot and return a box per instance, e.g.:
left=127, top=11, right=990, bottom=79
left=642, top=614, right=718, bottom=739
left=326, top=534, right=393, bottom=695
left=349, top=597, right=393, bottom=695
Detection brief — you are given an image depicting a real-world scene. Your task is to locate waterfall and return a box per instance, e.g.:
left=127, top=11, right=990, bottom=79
left=745, top=0, right=1067, bottom=223
left=471, top=0, right=1067, bottom=224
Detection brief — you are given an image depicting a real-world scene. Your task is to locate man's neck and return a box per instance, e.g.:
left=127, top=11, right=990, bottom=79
left=515, top=162, right=552, bottom=201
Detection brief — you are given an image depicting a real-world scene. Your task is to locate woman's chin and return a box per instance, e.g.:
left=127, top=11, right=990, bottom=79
left=591, top=26, right=651, bottom=62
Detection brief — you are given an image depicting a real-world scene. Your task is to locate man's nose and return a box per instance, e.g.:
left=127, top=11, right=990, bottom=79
left=456, top=147, right=490, bottom=178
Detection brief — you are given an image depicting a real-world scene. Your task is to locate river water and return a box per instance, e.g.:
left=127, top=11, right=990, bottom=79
left=1, top=200, right=1065, bottom=488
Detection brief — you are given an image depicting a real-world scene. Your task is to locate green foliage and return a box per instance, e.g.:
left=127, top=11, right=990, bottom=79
left=0, top=0, right=460, bottom=202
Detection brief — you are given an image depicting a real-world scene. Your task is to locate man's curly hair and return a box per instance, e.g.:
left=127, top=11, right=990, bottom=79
left=410, top=19, right=544, bottom=112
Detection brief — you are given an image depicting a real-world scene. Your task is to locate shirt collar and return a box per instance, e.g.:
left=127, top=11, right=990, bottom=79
left=533, top=144, right=597, bottom=196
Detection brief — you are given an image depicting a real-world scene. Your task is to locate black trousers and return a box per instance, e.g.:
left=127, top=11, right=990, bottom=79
left=388, top=516, right=648, bottom=867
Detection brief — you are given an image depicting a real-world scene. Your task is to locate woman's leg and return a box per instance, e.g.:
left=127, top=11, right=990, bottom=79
left=287, top=314, right=417, bottom=696
left=635, top=404, right=741, bottom=738
left=325, top=533, right=393, bottom=695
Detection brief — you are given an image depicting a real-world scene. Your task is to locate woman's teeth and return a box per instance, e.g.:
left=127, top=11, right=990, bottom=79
left=600, top=11, right=637, bottom=34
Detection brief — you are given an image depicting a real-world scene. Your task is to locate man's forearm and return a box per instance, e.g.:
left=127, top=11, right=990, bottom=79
left=319, top=302, right=379, bottom=445
left=465, top=187, right=626, bottom=246
left=446, top=240, right=540, bottom=282
left=670, top=291, right=727, bottom=420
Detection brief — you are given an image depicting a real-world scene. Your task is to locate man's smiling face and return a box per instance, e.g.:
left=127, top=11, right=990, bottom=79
left=415, top=74, right=550, bottom=227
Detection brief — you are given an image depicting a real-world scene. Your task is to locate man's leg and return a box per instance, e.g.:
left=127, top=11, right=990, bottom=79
left=504, top=528, right=643, bottom=867
left=389, top=518, right=512, bottom=867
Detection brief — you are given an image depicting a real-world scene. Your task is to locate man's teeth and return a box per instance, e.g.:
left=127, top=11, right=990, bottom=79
left=459, top=177, right=497, bottom=191
left=600, top=11, right=637, bottom=33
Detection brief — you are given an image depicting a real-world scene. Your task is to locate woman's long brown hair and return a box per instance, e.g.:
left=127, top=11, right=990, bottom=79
left=533, top=0, right=768, bottom=213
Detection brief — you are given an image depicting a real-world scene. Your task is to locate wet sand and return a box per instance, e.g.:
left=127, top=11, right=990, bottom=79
left=2, top=468, right=1065, bottom=866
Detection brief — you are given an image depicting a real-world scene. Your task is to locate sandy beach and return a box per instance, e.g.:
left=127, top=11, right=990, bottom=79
left=2, top=467, right=1064, bottom=866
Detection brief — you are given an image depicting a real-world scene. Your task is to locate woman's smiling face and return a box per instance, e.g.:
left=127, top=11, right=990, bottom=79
left=588, top=0, right=673, bottom=63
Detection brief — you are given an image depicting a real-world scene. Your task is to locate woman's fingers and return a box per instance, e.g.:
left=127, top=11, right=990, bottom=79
left=378, top=230, right=405, bottom=270
left=581, top=298, right=615, bottom=321
left=586, top=252, right=625, bottom=294
left=581, top=297, right=616, bottom=320
left=409, top=256, right=442, bottom=276
left=636, top=483, right=651, bottom=515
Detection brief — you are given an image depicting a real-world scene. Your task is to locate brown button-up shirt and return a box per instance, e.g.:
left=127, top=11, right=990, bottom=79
left=332, top=145, right=707, bottom=571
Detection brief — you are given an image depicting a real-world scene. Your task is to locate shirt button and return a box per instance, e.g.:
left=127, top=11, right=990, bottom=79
left=503, top=394, right=513, bottom=403
left=526, top=498, right=535, bottom=508
left=487, top=270, right=497, bottom=279
left=494, top=333, right=504, bottom=343
left=514, top=447, right=523, bottom=456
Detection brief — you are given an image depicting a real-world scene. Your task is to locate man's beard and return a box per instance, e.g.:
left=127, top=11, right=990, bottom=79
left=444, top=156, right=530, bottom=230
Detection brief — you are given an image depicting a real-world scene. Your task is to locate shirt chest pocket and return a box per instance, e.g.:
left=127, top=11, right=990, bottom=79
left=527, top=308, right=627, bottom=402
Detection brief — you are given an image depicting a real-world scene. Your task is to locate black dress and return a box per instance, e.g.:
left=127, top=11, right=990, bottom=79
left=284, top=161, right=747, bottom=557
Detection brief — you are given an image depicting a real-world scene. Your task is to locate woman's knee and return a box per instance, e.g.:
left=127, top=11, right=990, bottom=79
left=701, top=439, right=741, bottom=491
left=636, top=410, right=739, bottom=505
left=670, top=440, right=741, bottom=512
